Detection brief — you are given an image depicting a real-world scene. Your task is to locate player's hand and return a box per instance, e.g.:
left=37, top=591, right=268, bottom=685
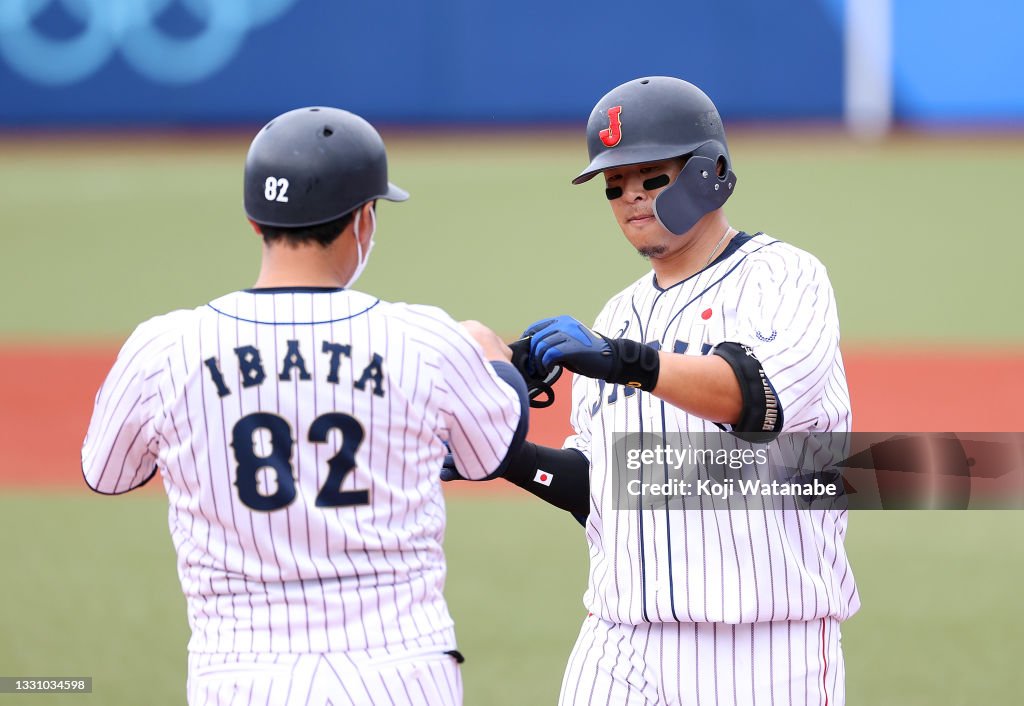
left=522, top=315, right=614, bottom=379
left=460, top=320, right=512, bottom=362
left=522, top=315, right=661, bottom=391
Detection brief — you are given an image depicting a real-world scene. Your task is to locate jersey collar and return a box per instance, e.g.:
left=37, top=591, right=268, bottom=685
left=652, top=231, right=756, bottom=292
left=244, top=286, right=345, bottom=294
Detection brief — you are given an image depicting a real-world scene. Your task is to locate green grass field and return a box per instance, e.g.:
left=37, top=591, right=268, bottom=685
left=1, top=132, right=1023, bottom=704
left=1, top=132, right=1023, bottom=342
left=0, top=492, right=1021, bottom=704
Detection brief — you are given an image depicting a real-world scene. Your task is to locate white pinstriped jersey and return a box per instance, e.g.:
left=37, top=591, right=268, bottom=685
left=82, top=287, right=522, bottom=654
left=565, top=232, right=860, bottom=625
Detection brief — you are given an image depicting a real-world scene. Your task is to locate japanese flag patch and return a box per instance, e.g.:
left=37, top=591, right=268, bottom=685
left=533, top=469, right=553, bottom=486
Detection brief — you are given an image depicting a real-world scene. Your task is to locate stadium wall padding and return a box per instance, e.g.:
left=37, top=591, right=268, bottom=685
left=0, top=0, right=1018, bottom=126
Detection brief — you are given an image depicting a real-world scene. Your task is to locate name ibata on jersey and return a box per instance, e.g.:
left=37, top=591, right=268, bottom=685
left=202, top=339, right=385, bottom=398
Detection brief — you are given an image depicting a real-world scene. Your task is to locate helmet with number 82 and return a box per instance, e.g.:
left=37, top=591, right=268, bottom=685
left=244, top=107, right=408, bottom=228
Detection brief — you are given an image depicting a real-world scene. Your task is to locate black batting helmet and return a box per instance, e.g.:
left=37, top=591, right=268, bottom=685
left=244, top=107, right=408, bottom=228
left=573, top=76, right=737, bottom=235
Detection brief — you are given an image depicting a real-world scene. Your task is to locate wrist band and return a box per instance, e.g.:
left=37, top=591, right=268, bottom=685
left=604, top=337, right=660, bottom=392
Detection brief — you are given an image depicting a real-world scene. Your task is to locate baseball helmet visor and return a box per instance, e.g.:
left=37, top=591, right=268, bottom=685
left=572, top=140, right=717, bottom=185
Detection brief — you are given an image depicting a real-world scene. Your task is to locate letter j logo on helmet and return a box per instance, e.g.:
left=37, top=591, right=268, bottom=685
left=599, top=106, right=623, bottom=147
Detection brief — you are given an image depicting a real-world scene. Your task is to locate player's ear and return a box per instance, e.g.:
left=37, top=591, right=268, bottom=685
left=247, top=219, right=263, bottom=235
left=354, top=201, right=376, bottom=243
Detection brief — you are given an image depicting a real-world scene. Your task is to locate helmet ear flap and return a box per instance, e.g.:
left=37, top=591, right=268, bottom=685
left=653, top=151, right=737, bottom=235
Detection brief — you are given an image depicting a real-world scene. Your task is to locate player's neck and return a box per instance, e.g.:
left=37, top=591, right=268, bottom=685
left=253, top=240, right=354, bottom=289
left=651, top=214, right=734, bottom=289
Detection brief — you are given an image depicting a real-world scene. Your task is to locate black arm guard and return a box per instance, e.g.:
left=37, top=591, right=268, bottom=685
left=501, top=441, right=590, bottom=519
left=711, top=341, right=784, bottom=443
left=486, top=360, right=530, bottom=478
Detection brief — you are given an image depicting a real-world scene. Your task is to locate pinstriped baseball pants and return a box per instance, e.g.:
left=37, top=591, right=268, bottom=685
left=559, top=615, right=844, bottom=706
left=187, top=646, right=462, bottom=705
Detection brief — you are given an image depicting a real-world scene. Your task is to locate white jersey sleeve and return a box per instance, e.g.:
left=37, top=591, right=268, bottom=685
left=82, top=313, right=182, bottom=494
left=732, top=248, right=850, bottom=431
left=398, top=305, right=523, bottom=480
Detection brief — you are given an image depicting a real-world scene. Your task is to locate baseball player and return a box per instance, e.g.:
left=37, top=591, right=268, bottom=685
left=453, top=77, right=860, bottom=704
left=81, top=107, right=529, bottom=706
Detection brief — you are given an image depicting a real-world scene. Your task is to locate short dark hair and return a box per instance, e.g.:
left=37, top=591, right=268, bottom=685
left=256, top=210, right=355, bottom=248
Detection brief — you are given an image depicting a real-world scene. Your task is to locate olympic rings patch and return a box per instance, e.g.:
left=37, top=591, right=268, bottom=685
left=0, top=0, right=300, bottom=86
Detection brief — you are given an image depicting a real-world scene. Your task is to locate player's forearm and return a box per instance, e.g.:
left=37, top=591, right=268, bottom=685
left=501, top=442, right=590, bottom=518
left=652, top=352, right=742, bottom=425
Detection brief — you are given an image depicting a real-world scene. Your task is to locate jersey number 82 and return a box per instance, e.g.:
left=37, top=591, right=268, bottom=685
left=230, top=411, right=368, bottom=512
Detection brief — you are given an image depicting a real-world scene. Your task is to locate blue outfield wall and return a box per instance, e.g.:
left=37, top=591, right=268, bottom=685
left=0, top=0, right=1020, bottom=127
left=0, top=0, right=844, bottom=125
left=893, top=0, right=1024, bottom=123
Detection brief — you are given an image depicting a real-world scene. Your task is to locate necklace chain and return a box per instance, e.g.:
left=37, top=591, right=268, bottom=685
left=702, top=226, right=733, bottom=270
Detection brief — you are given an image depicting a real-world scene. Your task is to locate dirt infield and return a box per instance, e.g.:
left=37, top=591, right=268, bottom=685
left=2, top=344, right=1021, bottom=489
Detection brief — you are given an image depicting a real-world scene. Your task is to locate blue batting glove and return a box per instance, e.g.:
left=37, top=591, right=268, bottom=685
left=522, top=315, right=614, bottom=379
